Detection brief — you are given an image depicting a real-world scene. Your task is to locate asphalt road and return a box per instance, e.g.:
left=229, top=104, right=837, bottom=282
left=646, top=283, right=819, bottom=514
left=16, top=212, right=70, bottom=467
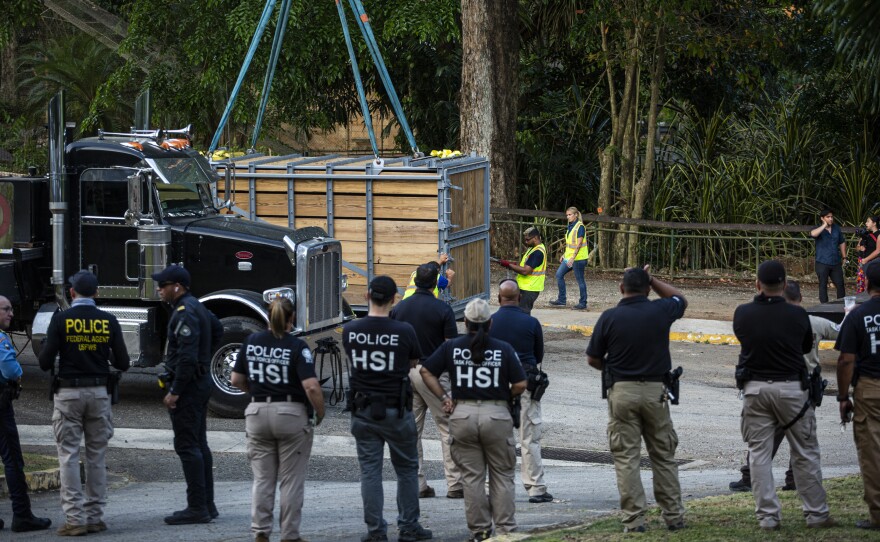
left=0, top=327, right=862, bottom=541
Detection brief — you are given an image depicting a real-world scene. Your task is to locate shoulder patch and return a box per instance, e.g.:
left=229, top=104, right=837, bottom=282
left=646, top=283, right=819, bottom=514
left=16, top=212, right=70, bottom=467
left=302, top=348, right=313, bottom=364
left=178, top=325, right=192, bottom=337
left=177, top=305, right=186, bottom=312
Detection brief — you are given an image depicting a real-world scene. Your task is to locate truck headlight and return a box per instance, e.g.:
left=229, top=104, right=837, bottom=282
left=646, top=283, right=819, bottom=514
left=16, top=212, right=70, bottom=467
left=263, top=287, right=295, bottom=304
left=341, top=274, right=348, bottom=292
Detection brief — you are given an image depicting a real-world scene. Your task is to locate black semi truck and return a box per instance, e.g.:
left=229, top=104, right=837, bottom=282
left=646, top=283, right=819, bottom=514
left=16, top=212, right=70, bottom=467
left=0, top=93, right=350, bottom=417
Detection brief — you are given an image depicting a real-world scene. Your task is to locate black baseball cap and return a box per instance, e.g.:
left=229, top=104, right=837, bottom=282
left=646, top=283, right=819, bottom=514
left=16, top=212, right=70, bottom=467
left=757, top=260, right=786, bottom=285
left=368, top=275, right=397, bottom=303
left=69, top=270, right=98, bottom=297
left=151, top=264, right=191, bottom=288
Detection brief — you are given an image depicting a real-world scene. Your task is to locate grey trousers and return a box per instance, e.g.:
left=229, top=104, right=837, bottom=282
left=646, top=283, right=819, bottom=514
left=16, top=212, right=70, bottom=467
left=449, top=401, right=517, bottom=537
left=245, top=401, right=313, bottom=540
left=350, top=407, right=421, bottom=537
left=52, top=386, right=113, bottom=527
left=410, top=367, right=462, bottom=493
left=741, top=380, right=829, bottom=528
left=517, top=390, right=547, bottom=496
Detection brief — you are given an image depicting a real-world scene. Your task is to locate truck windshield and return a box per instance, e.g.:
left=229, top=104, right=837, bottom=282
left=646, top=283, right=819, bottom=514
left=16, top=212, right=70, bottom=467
left=148, top=155, right=217, bottom=216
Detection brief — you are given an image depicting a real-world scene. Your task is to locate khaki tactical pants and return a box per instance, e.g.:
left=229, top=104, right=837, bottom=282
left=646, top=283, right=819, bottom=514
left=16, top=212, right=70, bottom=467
left=410, top=367, right=462, bottom=493
left=741, top=380, right=829, bottom=528
left=517, top=389, right=547, bottom=496
left=607, top=381, right=684, bottom=529
left=854, top=377, right=880, bottom=525
left=245, top=401, right=314, bottom=540
left=449, top=401, right=517, bottom=536
left=52, top=386, right=113, bottom=527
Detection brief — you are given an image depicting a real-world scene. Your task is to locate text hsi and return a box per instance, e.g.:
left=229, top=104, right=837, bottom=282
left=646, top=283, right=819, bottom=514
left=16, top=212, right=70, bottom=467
left=348, top=332, right=400, bottom=371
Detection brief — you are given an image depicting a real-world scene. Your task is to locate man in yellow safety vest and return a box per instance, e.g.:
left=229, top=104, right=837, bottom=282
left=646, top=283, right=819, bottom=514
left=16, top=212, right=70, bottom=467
left=402, top=254, right=455, bottom=300
left=497, top=227, right=546, bottom=314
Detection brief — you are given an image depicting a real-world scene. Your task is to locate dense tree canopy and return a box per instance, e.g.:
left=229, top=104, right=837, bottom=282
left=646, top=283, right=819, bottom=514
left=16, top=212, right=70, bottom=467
left=0, top=0, right=877, bottom=233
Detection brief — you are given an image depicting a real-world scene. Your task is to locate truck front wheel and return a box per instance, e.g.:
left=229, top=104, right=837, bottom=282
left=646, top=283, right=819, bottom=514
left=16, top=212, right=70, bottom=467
left=208, top=316, right=263, bottom=418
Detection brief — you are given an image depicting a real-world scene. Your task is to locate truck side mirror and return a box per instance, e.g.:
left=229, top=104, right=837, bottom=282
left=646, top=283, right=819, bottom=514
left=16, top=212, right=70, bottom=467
left=125, top=172, right=145, bottom=226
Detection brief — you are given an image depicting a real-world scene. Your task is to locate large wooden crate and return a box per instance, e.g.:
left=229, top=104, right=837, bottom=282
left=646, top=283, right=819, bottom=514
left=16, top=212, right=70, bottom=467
left=212, top=154, right=490, bottom=314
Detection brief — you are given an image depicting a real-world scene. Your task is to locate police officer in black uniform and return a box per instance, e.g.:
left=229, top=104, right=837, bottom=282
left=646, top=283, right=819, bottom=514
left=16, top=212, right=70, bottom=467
left=39, top=271, right=129, bottom=535
left=152, top=265, right=223, bottom=525
left=343, top=275, right=432, bottom=542
left=421, top=298, right=527, bottom=542
left=231, top=297, right=325, bottom=542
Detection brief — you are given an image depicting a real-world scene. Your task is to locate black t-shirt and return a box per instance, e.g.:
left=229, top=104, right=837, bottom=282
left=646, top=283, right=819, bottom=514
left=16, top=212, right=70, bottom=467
left=586, top=295, right=685, bottom=378
left=38, top=302, right=130, bottom=378
left=423, top=335, right=526, bottom=401
left=343, top=316, right=421, bottom=398
left=390, top=290, right=458, bottom=361
left=733, top=294, right=812, bottom=379
left=835, top=296, right=880, bottom=379
left=233, top=331, right=316, bottom=401
left=862, top=231, right=878, bottom=258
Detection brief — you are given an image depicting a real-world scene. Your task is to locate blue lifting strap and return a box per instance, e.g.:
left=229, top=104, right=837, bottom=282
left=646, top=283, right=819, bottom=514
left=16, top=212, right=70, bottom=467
left=250, top=0, right=294, bottom=151
left=209, top=0, right=278, bottom=153
left=335, top=0, right=379, bottom=157
left=346, top=0, right=419, bottom=155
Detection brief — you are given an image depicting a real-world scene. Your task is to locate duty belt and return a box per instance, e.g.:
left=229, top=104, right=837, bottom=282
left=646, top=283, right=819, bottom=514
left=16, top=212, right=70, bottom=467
left=57, top=376, right=108, bottom=388
left=251, top=395, right=304, bottom=403
left=457, top=399, right=508, bottom=406
left=615, top=375, right=665, bottom=383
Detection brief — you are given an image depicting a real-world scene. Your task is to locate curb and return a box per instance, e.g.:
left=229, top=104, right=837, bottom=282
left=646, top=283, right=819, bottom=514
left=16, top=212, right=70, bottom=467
left=0, top=464, right=84, bottom=498
left=552, top=324, right=837, bottom=350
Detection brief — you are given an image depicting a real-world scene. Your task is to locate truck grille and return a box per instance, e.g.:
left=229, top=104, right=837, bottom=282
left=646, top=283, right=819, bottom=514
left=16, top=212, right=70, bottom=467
left=307, top=249, right=341, bottom=327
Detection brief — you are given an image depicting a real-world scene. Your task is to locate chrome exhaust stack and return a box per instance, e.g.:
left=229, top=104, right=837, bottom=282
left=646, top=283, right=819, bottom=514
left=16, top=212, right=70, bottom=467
left=47, top=91, right=69, bottom=310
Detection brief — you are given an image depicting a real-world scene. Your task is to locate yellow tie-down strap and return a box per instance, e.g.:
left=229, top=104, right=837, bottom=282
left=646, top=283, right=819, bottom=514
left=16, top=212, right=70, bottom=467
left=555, top=324, right=838, bottom=350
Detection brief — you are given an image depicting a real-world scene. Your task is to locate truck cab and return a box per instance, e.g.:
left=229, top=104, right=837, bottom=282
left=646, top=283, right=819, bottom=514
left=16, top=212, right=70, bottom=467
left=0, top=104, right=349, bottom=417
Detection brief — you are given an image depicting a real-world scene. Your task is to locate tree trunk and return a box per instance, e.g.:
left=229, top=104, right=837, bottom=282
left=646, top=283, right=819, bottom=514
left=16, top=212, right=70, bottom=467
left=459, top=0, right=519, bottom=211
left=0, top=34, right=16, bottom=107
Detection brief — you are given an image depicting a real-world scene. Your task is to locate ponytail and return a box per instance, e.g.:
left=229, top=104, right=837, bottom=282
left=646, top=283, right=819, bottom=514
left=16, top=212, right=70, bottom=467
left=466, top=319, right=491, bottom=364
left=268, top=298, right=294, bottom=339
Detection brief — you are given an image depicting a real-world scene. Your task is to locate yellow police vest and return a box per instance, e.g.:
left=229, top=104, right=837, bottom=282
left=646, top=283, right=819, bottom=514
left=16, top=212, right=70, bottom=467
left=517, top=244, right=546, bottom=292
left=402, top=270, right=440, bottom=299
left=564, top=223, right=589, bottom=261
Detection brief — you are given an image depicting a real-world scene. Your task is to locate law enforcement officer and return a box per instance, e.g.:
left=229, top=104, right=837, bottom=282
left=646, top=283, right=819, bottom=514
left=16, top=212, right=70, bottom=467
left=0, top=295, right=52, bottom=533
left=391, top=263, right=463, bottom=499
left=488, top=279, right=552, bottom=503
left=343, top=275, right=432, bottom=542
left=586, top=266, right=687, bottom=533
left=733, top=259, right=836, bottom=530
left=836, top=260, right=880, bottom=530
left=730, top=280, right=840, bottom=493
left=231, top=297, right=325, bottom=542
left=496, top=227, right=546, bottom=314
left=38, top=271, right=129, bottom=535
left=421, top=298, right=527, bottom=542
left=153, top=264, right=223, bottom=525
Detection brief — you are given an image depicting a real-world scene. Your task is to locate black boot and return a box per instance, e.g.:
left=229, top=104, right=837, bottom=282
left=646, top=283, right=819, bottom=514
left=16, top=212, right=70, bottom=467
left=164, top=508, right=211, bottom=525
left=11, top=515, right=51, bottom=532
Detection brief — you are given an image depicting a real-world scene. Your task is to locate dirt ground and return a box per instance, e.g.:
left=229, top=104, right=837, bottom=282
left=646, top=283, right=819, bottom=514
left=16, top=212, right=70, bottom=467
left=490, top=267, right=838, bottom=321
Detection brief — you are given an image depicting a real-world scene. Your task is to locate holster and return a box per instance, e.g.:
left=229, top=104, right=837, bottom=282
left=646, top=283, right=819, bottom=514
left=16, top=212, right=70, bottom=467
left=735, top=366, right=751, bottom=390
left=509, top=395, right=521, bottom=429
left=107, top=371, right=122, bottom=405
left=352, top=391, right=387, bottom=421
left=0, top=380, right=20, bottom=409
left=601, top=366, right=614, bottom=399
left=526, top=366, right=550, bottom=402
left=808, top=367, right=828, bottom=407
left=399, top=376, right=413, bottom=419
left=664, top=366, right=683, bottom=405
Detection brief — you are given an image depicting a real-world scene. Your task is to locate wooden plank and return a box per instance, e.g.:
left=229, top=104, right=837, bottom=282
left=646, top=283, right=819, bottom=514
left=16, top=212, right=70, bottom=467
left=335, top=219, right=437, bottom=240
left=245, top=177, right=438, bottom=196
left=340, top=241, right=437, bottom=265
left=450, top=167, right=486, bottom=233
left=232, top=193, right=437, bottom=220
left=449, top=237, right=486, bottom=301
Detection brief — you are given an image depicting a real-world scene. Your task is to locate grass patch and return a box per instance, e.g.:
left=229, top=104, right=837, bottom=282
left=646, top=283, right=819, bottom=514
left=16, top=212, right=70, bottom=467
left=528, top=476, right=879, bottom=541
left=22, top=452, right=58, bottom=472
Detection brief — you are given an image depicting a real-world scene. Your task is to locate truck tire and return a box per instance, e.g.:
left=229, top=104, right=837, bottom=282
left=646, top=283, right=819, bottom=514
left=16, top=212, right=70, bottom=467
left=208, top=316, right=264, bottom=418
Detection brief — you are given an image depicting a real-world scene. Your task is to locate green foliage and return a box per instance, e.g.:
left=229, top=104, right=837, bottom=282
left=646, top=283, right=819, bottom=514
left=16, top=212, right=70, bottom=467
left=0, top=0, right=41, bottom=48
left=18, top=31, right=132, bottom=136
left=815, top=0, right=880, bottom=113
